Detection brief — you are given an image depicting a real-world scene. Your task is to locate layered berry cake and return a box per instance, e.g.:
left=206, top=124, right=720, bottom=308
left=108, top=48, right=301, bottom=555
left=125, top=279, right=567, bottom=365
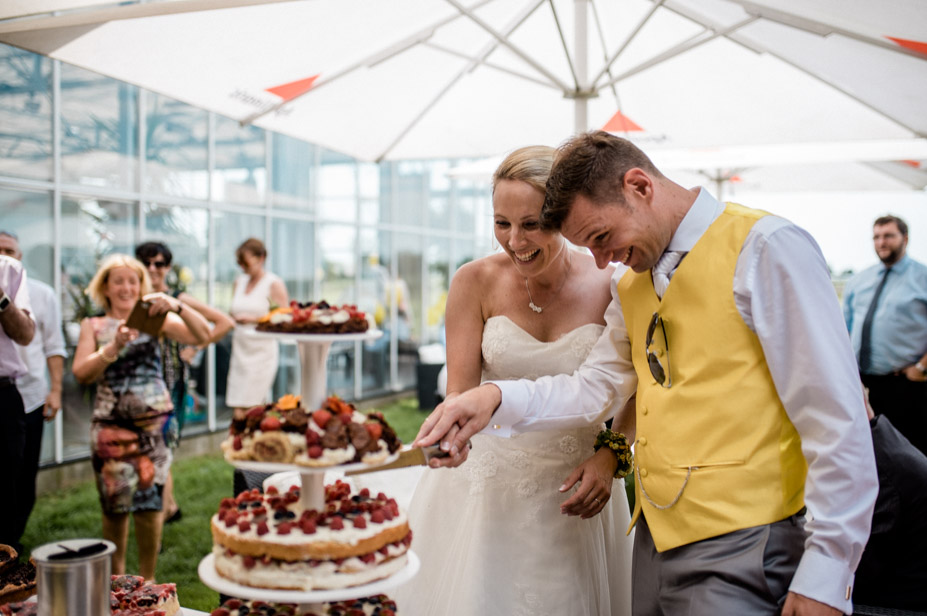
left=211, top=594, right=398, bottom=616
left=222, top=395, right=400, bottom=467
left=211, top=481, right=411, bottom=591
left=256, top=301, right=370, bottom=334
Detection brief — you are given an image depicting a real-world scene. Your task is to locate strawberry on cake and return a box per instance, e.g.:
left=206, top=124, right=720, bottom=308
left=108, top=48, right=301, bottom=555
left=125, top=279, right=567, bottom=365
left=256, top=301, right=370, bottom=335
left=222, top=395, right=400, bottom=467
left=211, top=480, right=411, bottom=591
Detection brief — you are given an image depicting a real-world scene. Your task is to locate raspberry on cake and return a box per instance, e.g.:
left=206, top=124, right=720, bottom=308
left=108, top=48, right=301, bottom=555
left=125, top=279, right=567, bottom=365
left=210, top=480, right=412, bottom=591
left=222, top=395, right=401, bottom=467
left=256, top=301, right=370, bottom=334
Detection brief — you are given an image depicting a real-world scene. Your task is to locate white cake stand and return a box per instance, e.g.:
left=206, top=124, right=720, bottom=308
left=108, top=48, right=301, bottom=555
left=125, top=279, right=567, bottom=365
left=228, top=456, right=398, bottom=512
left=238, top=326, right=383, bottom=411
left=234, top=326, right=385, bottom=510
left=197, top=551, right=419, bottom=610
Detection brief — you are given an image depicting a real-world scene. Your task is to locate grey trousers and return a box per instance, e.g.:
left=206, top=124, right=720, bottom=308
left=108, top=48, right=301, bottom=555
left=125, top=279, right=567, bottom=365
left=632, top=512, right=807, bottom=616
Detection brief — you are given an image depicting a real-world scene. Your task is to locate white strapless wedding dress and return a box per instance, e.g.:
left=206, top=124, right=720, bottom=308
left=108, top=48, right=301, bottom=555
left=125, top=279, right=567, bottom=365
left=395, top=316, right=633, bottom=615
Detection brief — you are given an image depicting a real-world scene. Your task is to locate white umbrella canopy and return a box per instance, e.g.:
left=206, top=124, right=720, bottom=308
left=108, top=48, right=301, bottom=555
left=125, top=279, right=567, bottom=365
left=1, top=0, right=925, bottom=187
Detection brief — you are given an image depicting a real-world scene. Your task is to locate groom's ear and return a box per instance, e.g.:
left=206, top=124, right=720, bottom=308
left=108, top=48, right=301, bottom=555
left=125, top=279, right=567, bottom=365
left=623, top=168, right=653, bottom=201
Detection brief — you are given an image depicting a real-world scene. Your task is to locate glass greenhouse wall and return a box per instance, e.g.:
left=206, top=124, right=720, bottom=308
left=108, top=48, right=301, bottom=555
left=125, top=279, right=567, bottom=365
left=0, top=43, right=494, bottom=467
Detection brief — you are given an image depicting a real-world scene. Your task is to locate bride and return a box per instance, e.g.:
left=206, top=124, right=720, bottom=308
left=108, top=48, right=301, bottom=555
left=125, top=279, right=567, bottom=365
left=395, top=146, right=633, bottom=615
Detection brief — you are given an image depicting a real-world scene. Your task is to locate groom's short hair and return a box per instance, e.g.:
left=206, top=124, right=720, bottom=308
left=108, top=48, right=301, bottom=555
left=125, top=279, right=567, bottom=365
left=541, top=130, right=661, bottom=230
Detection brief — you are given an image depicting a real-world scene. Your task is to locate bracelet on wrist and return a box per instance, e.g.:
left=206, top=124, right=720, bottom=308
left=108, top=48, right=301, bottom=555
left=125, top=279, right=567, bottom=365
left=594, top=429, right=633, bottom=479
left=99, top=346, right=118, bottom=364
left=176, top=301, right=184, bottom=315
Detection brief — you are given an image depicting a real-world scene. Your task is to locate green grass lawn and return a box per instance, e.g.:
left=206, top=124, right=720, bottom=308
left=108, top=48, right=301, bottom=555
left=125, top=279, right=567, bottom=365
left=22, top=397, right=428, bottom=612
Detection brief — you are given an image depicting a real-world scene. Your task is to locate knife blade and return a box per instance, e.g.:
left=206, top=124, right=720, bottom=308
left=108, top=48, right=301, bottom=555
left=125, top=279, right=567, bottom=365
left=345, top=444, right=447, bottom=476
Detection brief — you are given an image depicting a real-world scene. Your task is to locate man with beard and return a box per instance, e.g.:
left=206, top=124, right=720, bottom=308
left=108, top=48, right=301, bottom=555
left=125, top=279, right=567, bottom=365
left=844, top=215, right=927, bottom=455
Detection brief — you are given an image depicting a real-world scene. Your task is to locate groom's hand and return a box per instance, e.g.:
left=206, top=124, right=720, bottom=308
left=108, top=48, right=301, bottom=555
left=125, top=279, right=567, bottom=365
left=414, top=383, right=501, bottom=467
left=781, top=592, right=843, bottom=616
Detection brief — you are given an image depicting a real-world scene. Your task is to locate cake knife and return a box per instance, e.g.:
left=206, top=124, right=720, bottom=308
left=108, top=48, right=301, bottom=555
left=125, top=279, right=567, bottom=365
left=345, top=443, right=463, bottom=476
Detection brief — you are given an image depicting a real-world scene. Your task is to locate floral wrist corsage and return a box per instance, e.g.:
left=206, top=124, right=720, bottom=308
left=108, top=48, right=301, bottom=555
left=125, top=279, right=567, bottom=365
left=594, top=429, right=633, bottom=479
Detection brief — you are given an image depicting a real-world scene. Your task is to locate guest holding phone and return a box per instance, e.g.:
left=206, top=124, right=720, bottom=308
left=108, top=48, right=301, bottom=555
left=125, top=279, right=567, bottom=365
left=72, top=254, right=208, bottom=580
left=135, top=241, right=235, bottom=525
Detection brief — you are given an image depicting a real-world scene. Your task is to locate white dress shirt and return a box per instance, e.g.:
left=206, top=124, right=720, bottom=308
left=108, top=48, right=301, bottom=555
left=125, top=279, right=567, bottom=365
left=16, top=278, right=67, bottom=413
left=0, top=255, right=33, bottom=379
left=489, top=187, right=878, bottom=613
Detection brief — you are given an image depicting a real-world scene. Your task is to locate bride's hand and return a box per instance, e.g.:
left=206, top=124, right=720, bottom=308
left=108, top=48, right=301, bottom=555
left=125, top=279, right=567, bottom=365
left=559, top=447, right=617, bottom=519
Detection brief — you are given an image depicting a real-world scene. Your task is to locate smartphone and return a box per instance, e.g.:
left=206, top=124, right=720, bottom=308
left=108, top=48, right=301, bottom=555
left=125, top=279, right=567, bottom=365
left=125, top=300, right=167, bottom=336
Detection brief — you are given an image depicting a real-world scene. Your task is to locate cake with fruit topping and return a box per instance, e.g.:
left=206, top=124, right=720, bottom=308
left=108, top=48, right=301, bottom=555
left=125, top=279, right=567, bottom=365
left=110, top=574, right=180, bottom=616
left=0, top=553, right=35, bottom=605
left=211, top=594, right=398, bottom=616
left=256, top=301, right=370, bottom=334
left=211, top=480, right=411, bottom=591
left=0, top=575, right=178, bottom=616
left=222, top=394, right=400, bottom=467
left=0, top=600, right=33, bottom=616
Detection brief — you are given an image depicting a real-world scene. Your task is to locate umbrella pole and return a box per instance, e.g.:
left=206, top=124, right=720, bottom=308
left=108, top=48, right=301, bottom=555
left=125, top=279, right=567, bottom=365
left=574, top=0, right=588, bottom=134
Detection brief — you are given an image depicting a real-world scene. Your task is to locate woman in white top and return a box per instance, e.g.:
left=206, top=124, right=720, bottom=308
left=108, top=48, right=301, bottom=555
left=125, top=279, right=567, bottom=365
left=225, top=238, right=289, bottom=408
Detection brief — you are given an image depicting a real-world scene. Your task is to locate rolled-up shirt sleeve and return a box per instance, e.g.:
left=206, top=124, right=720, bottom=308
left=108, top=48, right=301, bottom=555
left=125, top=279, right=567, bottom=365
left=41, top=287, right=67, bottom=360
left=486, top=267, right=637, bottom=437
left=741, top=219, right=877, bottom=614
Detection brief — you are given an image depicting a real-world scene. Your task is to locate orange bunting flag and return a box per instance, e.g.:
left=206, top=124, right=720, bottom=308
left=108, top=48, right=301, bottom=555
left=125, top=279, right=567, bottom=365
left=602, top=110, right=644, bottom=133
left=885, top=36, right=927, bottom=55
left=265, top=74, right=320, bottom=102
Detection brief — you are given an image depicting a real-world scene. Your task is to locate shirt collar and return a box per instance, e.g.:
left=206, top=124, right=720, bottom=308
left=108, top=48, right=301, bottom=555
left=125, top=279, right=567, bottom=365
left=880, top=254, right=909, bottom=274
left=666, top=186, right=724, bottom=253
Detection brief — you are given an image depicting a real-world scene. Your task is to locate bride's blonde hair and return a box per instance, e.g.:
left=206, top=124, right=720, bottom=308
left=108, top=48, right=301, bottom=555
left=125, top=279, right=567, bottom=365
left=492, top=145, right=556, bottom=195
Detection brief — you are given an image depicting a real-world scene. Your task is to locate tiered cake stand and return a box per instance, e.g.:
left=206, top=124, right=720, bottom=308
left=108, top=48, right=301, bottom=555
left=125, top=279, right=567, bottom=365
left=197, top=326, right=420, bottom=610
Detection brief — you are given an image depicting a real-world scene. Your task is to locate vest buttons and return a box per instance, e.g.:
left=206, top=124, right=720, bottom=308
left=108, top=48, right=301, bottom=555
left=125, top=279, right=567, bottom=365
left=641, top=406, right=648, bottom=415
left=638, top=437, right=647, bottom=446
left=640, top=468, right=649, bottom=477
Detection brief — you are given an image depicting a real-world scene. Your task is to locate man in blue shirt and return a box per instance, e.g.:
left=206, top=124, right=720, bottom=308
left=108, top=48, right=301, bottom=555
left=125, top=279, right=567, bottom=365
left=844, top=215, right=927, bottom=455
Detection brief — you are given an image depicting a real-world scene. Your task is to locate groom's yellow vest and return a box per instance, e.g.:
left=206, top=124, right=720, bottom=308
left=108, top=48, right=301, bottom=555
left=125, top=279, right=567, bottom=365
left=618, top=203, right=806, bottom=552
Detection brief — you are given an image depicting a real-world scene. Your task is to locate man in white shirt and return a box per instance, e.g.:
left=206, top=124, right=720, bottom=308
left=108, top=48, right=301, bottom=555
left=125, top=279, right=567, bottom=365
left=416, top=132, right=877, bottom=615
left=0, top=231, right=67, bottom=552
left=0, top=252, right=35, bottom=554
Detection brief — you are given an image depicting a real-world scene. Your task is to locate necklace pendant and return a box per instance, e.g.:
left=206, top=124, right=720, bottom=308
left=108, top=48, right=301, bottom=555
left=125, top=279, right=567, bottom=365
left=529, top=302, right=543, bottom=313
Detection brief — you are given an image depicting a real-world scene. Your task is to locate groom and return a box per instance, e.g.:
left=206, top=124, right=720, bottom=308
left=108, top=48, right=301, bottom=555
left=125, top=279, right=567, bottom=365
left=416, top=131, right=877, bottom=615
